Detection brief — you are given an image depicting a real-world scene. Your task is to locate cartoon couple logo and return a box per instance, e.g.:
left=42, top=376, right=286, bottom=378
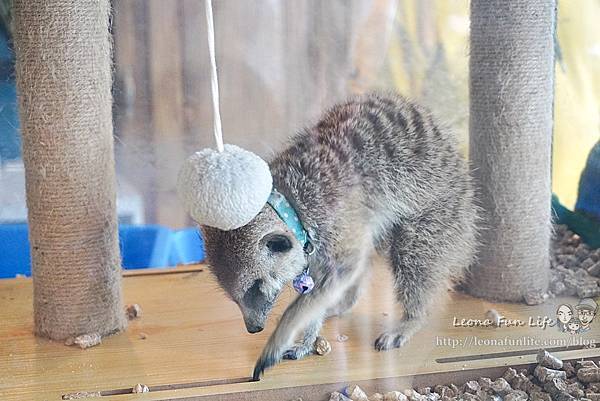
left=556, top=298, right=597, bottom=335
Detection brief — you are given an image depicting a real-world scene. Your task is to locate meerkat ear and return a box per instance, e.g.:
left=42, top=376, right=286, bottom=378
left=177, top=144, right=273, bottom=231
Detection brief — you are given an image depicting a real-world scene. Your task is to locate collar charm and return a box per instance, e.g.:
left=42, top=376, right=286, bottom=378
left=293, top=268, right=314, bottom=294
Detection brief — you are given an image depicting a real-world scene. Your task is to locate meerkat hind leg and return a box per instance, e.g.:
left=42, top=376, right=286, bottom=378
left=374, top=218, right=459, bottom=351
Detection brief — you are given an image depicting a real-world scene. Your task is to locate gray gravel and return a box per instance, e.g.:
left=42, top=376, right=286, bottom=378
left=329, top=352, right=600, bottom=401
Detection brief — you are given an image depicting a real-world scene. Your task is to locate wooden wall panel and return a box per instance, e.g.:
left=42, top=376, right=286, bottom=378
left=112, top=0, right=391, bottom=228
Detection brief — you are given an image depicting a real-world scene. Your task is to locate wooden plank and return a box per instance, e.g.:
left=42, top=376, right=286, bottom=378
left=1, top=259, right=599, bottom=401
left=112, top=0, right=155, bottom=224
left=147, top=0, right=187, bottom=228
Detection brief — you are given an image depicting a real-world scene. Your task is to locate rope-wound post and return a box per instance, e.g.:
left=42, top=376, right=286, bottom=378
left=14, top=0, right=126, bottom=340
left=467, top=0, right=555, bottom=301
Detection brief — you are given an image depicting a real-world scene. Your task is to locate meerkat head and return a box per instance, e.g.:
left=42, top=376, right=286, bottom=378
left=201, top=205, right=307, bottom=333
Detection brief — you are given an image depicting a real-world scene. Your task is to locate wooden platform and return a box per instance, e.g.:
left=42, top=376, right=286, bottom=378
left=1, top=261, right=599, bottom=401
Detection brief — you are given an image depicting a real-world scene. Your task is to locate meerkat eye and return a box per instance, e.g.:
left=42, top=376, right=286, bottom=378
left=265, top=234, right=292, bottom=253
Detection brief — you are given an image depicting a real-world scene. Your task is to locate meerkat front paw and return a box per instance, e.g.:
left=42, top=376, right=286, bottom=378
left=374, top=332, right=408, bottom=351
left=374, top=319, right=421, bottom=351
left=282, top=343, right=314, bottom=360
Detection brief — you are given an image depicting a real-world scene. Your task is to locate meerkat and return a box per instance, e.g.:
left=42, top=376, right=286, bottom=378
left=199, top=92, right=479, bottom=379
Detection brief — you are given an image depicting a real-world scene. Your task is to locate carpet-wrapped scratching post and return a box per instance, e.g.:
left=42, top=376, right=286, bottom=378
left=467, top=0, right=555, bottom=301
left=14, top=0, right=126, bottom=340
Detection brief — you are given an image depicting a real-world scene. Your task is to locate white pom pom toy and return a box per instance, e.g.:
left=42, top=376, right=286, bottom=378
left=177, top=0, right=272, bottom=231
left=177, top=145, right=272, bottom=230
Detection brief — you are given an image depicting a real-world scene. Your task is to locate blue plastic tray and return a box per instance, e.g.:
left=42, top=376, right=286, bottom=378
left=0, top=224, right=205, bottom=278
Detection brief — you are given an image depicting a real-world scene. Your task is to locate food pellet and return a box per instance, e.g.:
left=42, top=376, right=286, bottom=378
left=383, top=391, right=407, bottom=401
left=62, top=392, right=102, bottom=400
left=132, top=383, right=149, bottom=393
left=345, top=384, right=368, bottom=401
left=330, top=391, right=352, bottom=401
left=65, top=333, right=102, bottom=349
left=314, top=336, right=332, bottom=356
left=536, top=349, right=564, bottom=369
left=535, top=365, right=566, bottom=383
left=126, top=304, right=142, bottom=320
left=577, top=367, right=600, bottom=383
left=485, top=309, right=502, bottom=327
left=336, top=334, right=349, bottom=342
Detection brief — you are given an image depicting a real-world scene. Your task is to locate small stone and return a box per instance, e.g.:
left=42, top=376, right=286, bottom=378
left=576, top=360, right=598, bottom=369
left=139, top=332, right=148, bottom=340
left=404, top=389, right=427, bottom=401
left=456, top=393, right=479, bottom=401
left=369, top=393, right=384, bottom=401
left=567, top=234, right=581, bottom=247
left=537, top=350, right=564, bottom=369
left=565, top=383, right=585, bottom=398
left=524, top=291, right=548, bottom=305
left=530, top=391, right=552, bottom=401
left=434, top=386, right=454, bottom=398
left=62, top=392, right=102, bottom=400
left=132, top=383, right=149, bottom=393
left=575, top=268, right=593, bottom=281
left=478, top=378, right=493, bottom=390
left=555, top=393, right=576, bottom=401
left=331, top=392, right=352, bottom=401
left=581, top=258, right=595, bottom=270
left=563, top=362, right=576, bottom=378
left=65, top=333, right=102, bottom=349
left=504, top=390, right=528, bottom=401
left=383, top=391, right=407, bottom=401
left=575, top=245, right=590, bottom=260
left=503, top=368, right=519, bottom=383
left=535, top=365, right=567, bottom=382
left=426, top=394, right=440, bottom=401
left=417, top=387, right=431, bottom=395
left=449, top=384, right=460, bottom=396
left=550, top=281, right=567, bottom=296
left=517, top=369, right=529, bottom=377
left=587, top=384, right=600, bottom=393
left=557, top=254, right=579, bottom=268
left=485, top=309, right=502, bottom=327
left=490, top=378, right=512, bottom=395
left=464, top=381, right=481, bottom=394
left=577, top=284, right=600, bottom=298
left=337, top=334, right=349, bottom=342
left=544, top=378, right=567, bottom=394
left=314, top=336, right=332, bottom=356
left=578, top=367, right=600, bottom=383
left=126, top=304, right=142, bottom=320
left=509, top=373, right=530, bottom=392
left=587, top=262, right=600, bottom=277
left=346, top=384, right=368, bottom=401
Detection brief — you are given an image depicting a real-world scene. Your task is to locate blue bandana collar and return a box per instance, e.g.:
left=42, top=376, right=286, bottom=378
left=266, top=189, right=315, bottom=294
left=266, top=189, right=311, bottom=251
left=266, top=189, right=316, bottom=294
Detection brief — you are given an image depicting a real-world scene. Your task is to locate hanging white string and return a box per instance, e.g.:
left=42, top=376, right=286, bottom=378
left=205, top=0, right=224, bottom=152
